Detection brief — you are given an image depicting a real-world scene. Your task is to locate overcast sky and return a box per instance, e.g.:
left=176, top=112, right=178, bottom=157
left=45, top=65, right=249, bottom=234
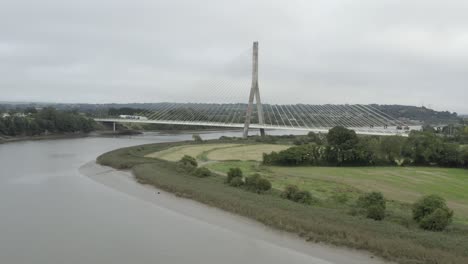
left=1, top=0, right=467, bottom=113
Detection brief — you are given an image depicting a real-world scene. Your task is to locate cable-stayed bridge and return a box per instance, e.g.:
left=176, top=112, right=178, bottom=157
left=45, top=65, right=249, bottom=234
left=95, top=42, right=415, bottom=137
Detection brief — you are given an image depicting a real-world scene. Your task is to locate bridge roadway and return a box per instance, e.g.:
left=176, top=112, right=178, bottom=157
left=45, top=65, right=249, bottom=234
left=94, top=118, right=417, bottom=136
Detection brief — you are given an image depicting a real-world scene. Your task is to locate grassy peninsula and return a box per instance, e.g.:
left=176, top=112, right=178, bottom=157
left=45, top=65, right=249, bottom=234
left=97, top=138, right=468, bottom=264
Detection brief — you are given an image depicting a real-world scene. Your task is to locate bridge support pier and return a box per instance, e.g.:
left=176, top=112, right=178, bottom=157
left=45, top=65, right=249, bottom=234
left=113, top=122, right=116, bottom=132
left=243, top=41, right=265, bottom=138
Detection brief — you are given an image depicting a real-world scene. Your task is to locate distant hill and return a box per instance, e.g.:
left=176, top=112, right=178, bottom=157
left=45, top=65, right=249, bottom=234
left=0, top=102, right=460, bottom=125
left=371, top=104, right=459, bottom=125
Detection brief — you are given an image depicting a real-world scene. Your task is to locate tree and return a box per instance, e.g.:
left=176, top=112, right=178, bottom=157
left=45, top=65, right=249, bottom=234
left=438, top=143, right=461, bottom=167
left=402, top=131, right=444, bottom=165
left=327, top=126, right=359, bottom=148
left=192, top=134, right=203, bottom=142
left=24, top=107, right=37, bottom=114
left=326, top=126, right=359, bottom=165
left=380, top=136, right=406, bottom=163
left=462, top=148, right=468, bottom=168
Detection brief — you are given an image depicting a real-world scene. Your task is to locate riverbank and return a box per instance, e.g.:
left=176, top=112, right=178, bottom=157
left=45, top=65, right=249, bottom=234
left=0, top=130, right=147, bottom=145
left=97, top=139, right=468, bottom=264
left=81, top=161, right=387, bottom=264
left=0, top=133, right=90, bottom=144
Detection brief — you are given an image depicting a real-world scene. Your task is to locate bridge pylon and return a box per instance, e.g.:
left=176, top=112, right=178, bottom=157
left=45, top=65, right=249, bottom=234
left=243, top=41, right=265, bottom=138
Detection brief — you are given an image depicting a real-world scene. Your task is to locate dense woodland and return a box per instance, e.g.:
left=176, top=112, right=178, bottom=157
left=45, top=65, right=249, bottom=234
left=263, top=126, right=468, bottom=168
left=0, top=107, right=96, bottom=137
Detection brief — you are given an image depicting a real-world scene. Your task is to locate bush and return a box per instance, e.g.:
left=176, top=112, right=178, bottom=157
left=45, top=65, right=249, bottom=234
left=227, top=167, right=243, bottom=183
left=357, top=192, right=386, bottom=220
left=193, top=167, right=211, bottom=178
left=331, top=193, right=349, bottom=204
left=280, top=185, right=299, bottom=200
left=229, top=177, right=244, bottom=187
left=357, top=192, right=386, bottom=209
left=366, top=205, right=386, bottom=221
left=419, top=208, right=453, bottom=231
left=281, top=185, right=316, bottom=204
left=177, top=155, right=198, bottom=172
left=412, top=195, right=453, bottom=231
left=245, top=173, right=271, bottom=193
left=245, top=173, right=261, bottom=186
left=180, top=155, right=197, bottom=167
left=292, top=190, right=313, bottom=204
left=256, top=178, right=272, bottom=192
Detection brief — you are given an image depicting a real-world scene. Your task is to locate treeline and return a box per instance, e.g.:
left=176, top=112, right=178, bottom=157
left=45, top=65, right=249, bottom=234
left=373, top=104, right=459, bottom=124
left=263, top=126, right=468, bottom=168
left=0, top=107, right=96, bottom=137
left=107, top=107, right=146, bottom=116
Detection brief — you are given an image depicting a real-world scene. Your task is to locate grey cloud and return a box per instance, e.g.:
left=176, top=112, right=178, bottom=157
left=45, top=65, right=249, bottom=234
left=0, top=0, right=467, bottom=113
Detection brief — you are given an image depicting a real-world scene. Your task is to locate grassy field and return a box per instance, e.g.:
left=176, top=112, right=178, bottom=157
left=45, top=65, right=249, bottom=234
left=146, top=143, right=290, bottom=162
left=207, top=162, right=468, bottom=222
left=145, top=143, right=241, bottom=161
left=97, top=140, right=468, bottom=264
left=206, top=144, right=290, bottom=161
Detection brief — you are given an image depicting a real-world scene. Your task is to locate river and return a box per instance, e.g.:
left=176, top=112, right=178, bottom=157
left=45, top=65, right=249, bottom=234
left=0, top=131, right=388, bottom=264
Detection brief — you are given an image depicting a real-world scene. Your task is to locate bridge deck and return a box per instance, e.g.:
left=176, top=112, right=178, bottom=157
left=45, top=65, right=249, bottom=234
left=94, top=118, right=416, bottom=136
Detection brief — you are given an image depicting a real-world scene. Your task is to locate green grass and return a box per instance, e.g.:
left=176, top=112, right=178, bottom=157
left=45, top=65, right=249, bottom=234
left=145, top=143, right=290, bottom=162
left=144, top=143, right=241, bottom=161
left=206, top=144, right=290, bottom=161
left=97, top=140, right=468, bottom=264
left=206, top=162, right=468, bottom=222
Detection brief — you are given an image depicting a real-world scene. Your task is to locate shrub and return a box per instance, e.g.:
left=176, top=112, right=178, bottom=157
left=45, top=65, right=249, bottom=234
left=331, top=193, right=349, bottom=204
left=193, top=167, right=211, bottom=178
left=245, top=173, right=271, bottom=193
left=177, top=155, right=198, bottom=172
left=256, top=178, right=272, bottom=192
left=180, top=155, right=197, bottom=167
left=366, top=205, right=386, bottom=221
left=229, top=177, right=244, bottom=187
left=419, top=208, right=453, bottom=231
left=357, top=192, right=386, bottom=220
left=412, top=195, right=453, bottom=231
left=281, top=184, right=316, bottom=204
left=281, top=185, right=299, bottom=200
left=227, top=167, right=243, bottom=183
left=292, top=190, right=313, bottom=204
left=357, top=191, right=386, bottom=209
left=245, top=173, right=261, bottom=186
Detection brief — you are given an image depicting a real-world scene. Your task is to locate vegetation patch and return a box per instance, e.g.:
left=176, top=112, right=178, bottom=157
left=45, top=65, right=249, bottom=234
left=206, top=144, right=290, bottom=161
left=145, top=143, right=241, bottom=161
left=97, top=140, right=468, bottom=264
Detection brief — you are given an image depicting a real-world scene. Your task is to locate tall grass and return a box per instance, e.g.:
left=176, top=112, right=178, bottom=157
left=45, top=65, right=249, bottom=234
left=97, top=141, right=468, bottom=264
